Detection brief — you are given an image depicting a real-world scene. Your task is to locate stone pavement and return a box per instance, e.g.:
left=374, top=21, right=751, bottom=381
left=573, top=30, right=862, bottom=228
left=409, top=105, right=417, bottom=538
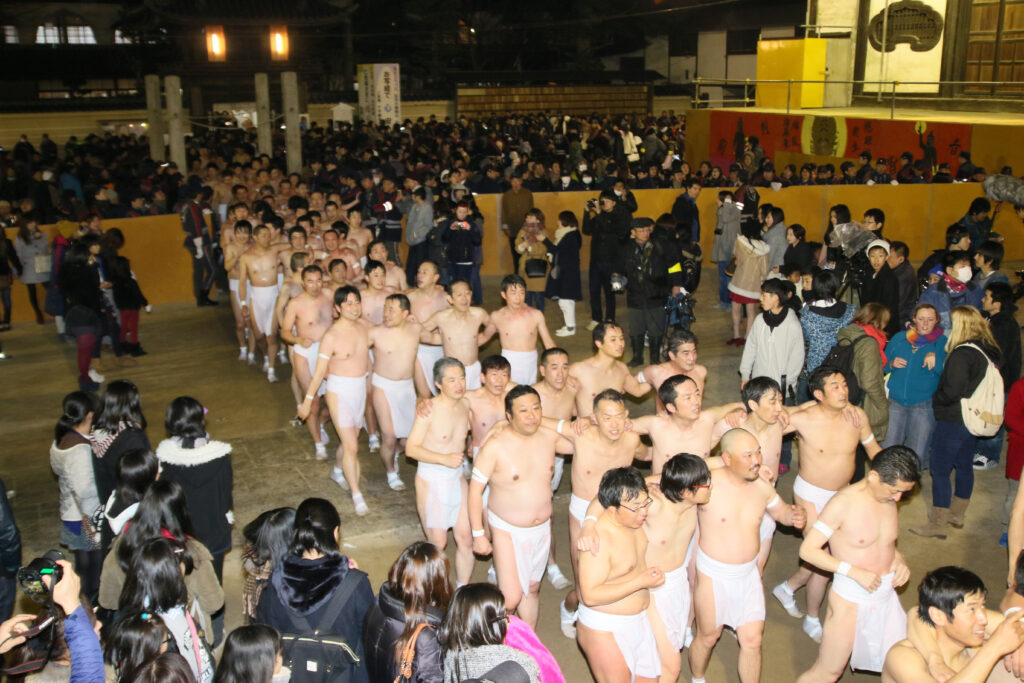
left=0, top=276, right=1016, bottom=681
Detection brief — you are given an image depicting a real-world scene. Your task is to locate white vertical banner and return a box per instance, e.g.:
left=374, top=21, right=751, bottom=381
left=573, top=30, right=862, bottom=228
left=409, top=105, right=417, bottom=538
left=357, top=64, right=375, bottom=122
left=373, top=63, right=401, bottom=126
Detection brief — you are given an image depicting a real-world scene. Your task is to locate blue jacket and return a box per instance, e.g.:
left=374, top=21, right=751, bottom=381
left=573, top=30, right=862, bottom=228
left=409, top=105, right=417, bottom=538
left=918, top=280, right=984, bottom=331
left=67, top=605, right=105, bottom=683
left=884, top=330, right=948, bottom=406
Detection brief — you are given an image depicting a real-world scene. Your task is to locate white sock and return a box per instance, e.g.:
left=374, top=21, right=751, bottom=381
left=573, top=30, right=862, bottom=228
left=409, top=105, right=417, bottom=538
left=805, top=616, right=820, bottom=624
left=332, top=466, right=344, bottom=477
left=692, top=678, right=706, bottom=683
left=778, top=582, right=794, bottom=595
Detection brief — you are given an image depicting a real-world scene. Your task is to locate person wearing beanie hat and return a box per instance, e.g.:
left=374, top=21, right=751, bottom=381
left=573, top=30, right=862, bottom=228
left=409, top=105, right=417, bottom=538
left=860, top=239, right=901, bottom=337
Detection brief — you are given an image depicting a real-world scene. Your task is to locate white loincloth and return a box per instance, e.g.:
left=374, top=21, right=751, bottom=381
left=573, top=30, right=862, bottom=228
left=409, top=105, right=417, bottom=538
left=228, top=278, right=244, bottom=308
left=487, top=510, right=551, bottom=597
left=325, top=374, right=367, bottom=429
left=793, top=475, right=838, bottom=515
left=464, top=360, right=482, bottom=390
left=569, top=493, right=590, bottom=524
left=416, top=461, right=464, bottom=530
left=577, top=604, right=661, bottom=681
left=371, top=373, right=416, bottom=439
left=501, top=349, right=538, bottom=386
left=249, top=284, right=279, bottom=335
left=293, top=342, right=326, bottom=397
left=277, top=272, right=284, bottom=288
left=695, top=547, right=765, bottom=629
left=831, top=572, right=906, bottom=673
left=649, top=563, right=691, bottom=651
left=417, top=344, right=445, bottom=396
left=760, top=480, right=778, bottom=541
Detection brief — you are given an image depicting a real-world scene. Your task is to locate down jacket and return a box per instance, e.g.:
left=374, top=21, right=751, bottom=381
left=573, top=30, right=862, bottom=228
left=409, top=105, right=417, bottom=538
left=362, top=581, right=444, bottom=683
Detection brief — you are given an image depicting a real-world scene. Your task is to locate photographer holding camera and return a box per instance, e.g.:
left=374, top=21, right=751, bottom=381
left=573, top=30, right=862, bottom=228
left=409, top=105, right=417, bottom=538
left=582, top=189, right=630, bottom=328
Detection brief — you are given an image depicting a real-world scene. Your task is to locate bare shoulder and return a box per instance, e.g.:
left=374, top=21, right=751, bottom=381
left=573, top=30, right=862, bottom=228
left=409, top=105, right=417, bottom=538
left=881, top=640, right=926, bottom=678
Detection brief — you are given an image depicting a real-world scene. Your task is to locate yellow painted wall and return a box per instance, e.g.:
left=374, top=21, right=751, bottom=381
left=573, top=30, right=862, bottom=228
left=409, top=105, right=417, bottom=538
left=755, top=39, right=827, bottom=109
left=3, top=183, right=1008, bottom=324
left=970, top=124, right=1024, bottom=178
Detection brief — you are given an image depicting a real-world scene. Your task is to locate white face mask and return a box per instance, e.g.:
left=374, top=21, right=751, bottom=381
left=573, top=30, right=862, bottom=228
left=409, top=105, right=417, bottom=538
left=582, top=176, right=593, bottom=185
left=956, top=266, right=973, bottom=283
left=614, top=189, right=623, bottom=196
left=561, top=175, right=570, bottom=184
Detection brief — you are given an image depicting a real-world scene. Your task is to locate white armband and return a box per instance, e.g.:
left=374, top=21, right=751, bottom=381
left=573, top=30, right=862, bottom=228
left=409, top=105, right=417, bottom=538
left=471, top=529, right=485, bottom=538
left=471, top=467, right=489, bottom=485
left=861, top=433, right=876, bottom=445
left=836, top=561, right=852, bottom=577
left=636, top=370, right=646, bottom=384
left=556, top=419, right=566, bottom=435
left=812, top=520, right=834, bottom=539
left=584, top=515, right=599, bottom=523
left=766, top=494, right=781, bottom=508
left=318, top=353, right=330, bottom=360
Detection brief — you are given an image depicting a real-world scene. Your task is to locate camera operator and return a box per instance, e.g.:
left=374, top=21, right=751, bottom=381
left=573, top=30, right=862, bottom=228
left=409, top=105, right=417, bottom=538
left=582, top=189, right=630, bottom=328
left=439, top=200, right=484, bottom=304
left=623, top=218, right=673, bottom=367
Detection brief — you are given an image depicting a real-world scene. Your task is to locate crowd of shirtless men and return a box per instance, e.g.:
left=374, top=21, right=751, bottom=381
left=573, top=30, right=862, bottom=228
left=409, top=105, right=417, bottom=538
left=219, top=202, right=1024, bottom=682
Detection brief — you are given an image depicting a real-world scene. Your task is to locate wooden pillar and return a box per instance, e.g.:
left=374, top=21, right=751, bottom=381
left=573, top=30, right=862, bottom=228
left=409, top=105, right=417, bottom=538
left=165, top=75, right=187, bottom=171
left=255, top=72, right=272, bottom=156
left=281, top=71, right=302, bottom=173
left=144, top=74, right=164, bottom=161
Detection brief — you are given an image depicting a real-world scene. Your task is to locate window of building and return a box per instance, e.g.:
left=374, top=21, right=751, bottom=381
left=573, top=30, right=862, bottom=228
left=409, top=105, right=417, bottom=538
left=114, top=29, right=133, bottom=44
left=65, top=25, right=96, bottom=44
left=2, top=26, right=17, bottom=44
left=35, top=22, right=97, bottom=44
left=35, top=23, right=61, bottom=44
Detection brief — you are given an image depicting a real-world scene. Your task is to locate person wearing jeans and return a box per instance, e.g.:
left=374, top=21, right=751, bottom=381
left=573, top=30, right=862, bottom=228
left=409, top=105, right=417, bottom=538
left=882, top=303, right=947, bottom=469
left=912, top=306, right=1001, bottom=538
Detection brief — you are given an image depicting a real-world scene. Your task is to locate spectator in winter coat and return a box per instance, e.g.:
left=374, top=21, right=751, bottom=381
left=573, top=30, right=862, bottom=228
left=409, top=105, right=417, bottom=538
left=886, top=241, right=918, bottom=328
left=782, top=224, right=814, bottom=271
left=974, top=282, right=1022, bottom=471
left=836, top=303, right=891, bottom=441
left=582, top=190, right=630, bottom=326
left=760, top=205, right=788, bottom=273
left=544, top=211, right=583, bottom=337
left=623, top=218, right=672, bottom=367
left=883, top=303, right=947, bottom=469
left=799, top=270, right=856, bottom=400
left=670, top=178, right=702, bottom=243
left=710, top=191, right=740, bottom=310
left=440, top=202, right=484, bottom=304
left=739, top=278, right=805, bottom=398
left=972, top=239, right=1010, bottom=291
left=859, top=239, right=902, bottom=338
left=918, top=250, right=984, bottom=331
left=0, top=476, right=21, bottom=622
left=912, top=306, right=1001, bottom=538
left=727, top=220, right=771, bottom=344
left=1002, top=378, right=1024, bottom=550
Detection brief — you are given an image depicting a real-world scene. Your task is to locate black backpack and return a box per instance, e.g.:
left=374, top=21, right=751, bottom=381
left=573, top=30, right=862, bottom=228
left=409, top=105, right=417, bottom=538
left=280, top=570, right=365, bottom=683
left=819, top=335, right=872, bottom=406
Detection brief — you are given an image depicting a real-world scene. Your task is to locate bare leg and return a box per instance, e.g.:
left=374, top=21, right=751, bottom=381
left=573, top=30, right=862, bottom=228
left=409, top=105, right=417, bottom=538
left=491, top=525, right=526, bottom=613
left=688, top=569, right=722, bottom=680
left=756, top=535, right=773, bottom=576
left=744, top=303, right=758, bottom=335
left=452, top=478, right=475, bottom=585
left=735, top=620, right=764, bottom=683
left=795, top=594, right=857, bottom=683
left=413, top=358, right=432, bottom=397
left=806, top=572, right=830, bottom=620
left=336, top=425, right=361, bottom=495
left=370, top=387, right=399, bottom=474
left=230, top=291, right=246, bottom=347
left=731, top=302, right=742, bottom=339
left=565, top=516, right=583, bottom=611
left=295, top=356, right=324, bottom=451
left=365, top=375, right=379, bottom=439
left=647, top=600, right=682, bottom=683
left=577, top=624, right=638, bottom=683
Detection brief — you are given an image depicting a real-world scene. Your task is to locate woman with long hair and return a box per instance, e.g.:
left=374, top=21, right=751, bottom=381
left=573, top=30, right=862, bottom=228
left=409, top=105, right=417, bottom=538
left=439, top=584, right=541, bottom=683
left=516, top=208, right=549, bottom=311
left=102, top=447, right=159, bottom=550
left=156, top=396, right=233, bottom=581
left=13, top=216, right=50, bottom=324
left=99, top=479, right=224, bottom=631
left=215, top=624, right=288, bottom=683
left=105, top=611, right=174, bottom=682
left=726, top=219, right=770, bottom=344
left=241, top=508, right=296, bottom=622
left=819, top=203, right=851, bottom=268
left=363, top=541, right=452, bottom=683
left=256, top=498, right=374, bottom=683
left=118, top=538, right=216, bottom=682
left=912, top=306, right=1001, bottom=538
left=91, top=379, right=150, bottom=507
left=543, top=210, right=582, bottom=337
left=49, top=390, right=103, bottom=600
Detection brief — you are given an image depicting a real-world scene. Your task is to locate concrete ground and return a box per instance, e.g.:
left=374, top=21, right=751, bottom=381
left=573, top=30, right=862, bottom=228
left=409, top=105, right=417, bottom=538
left=1, top=274, right=1017, bottom=681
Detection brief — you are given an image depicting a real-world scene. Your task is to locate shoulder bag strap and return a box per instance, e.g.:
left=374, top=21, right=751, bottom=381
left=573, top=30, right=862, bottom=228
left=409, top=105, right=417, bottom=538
left=316, top=568, right=365, bottom=632
left=394, top=623, right=430, bottom=683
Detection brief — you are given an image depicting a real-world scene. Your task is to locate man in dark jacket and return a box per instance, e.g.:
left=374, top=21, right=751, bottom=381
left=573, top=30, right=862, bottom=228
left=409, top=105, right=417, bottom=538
left=860, top=240, right=902, bottom=338
left=670, top=178, right=702, bottom=242
left=179, top=181, right=219, bottom=307
left=623, top=218, right=672, bottom=367
left=0, top=477, right=20, bottom=622
left=887, top=241, right=918, bottom=328
left=974, top=282, right=1022, bottom=470
left=440, top=201, right=484, bottom=303
left=582, top=190, right=630, bottom=327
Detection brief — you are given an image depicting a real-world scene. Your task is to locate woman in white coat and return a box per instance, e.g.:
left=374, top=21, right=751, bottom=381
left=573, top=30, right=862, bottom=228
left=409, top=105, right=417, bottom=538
left=740, top=278, right=805, bottom=398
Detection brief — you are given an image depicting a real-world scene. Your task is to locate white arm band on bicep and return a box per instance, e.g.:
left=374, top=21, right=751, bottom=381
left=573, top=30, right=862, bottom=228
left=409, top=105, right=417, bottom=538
left=318, top=353, right=330, bottom=360
left=861, top=433, right=876, bottom=445
left=836, top=561, right=851, bottom=576
left=471, top=467, right=489, bottom=485
left=766, top=494, right=781, bottom=508
left=584, top=515, right=599, bottom=523
left=636, top=370, right=646, bottom=383
left=812, top=520, right=835, bottom=539
left=556, top=419, right=565, bottom=435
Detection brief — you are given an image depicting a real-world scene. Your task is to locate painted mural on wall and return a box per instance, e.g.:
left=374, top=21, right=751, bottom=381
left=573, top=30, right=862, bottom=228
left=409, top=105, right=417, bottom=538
left=708, top=111, right=970, bottom=172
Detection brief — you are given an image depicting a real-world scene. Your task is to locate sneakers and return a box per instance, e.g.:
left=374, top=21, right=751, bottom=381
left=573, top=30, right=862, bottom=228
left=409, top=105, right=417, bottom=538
left=546, top=564, right=572, bottom=590
left=555, top=326, right=576, bottom=337
left=330, top=468, right=350, bottom=491
left=320, top=424, right=329, bottom=445
left=267, top=368, right=279, bottom=383
left=368, top=433, right=381, bottom=453
left=247, top=351, right=256, bottom=366
left=559, top=600, right=577, bottom=638
left=973, top=454, right=998, bottom=470
left=802, top=616, right=823, bottom=643
left=352, top=492, right=369, bottom=516
left=88, top=368, right=106, bottom=383
left=387, top=470, right=406, bottom=491
left=278, top=348, right=289, bottom=365
left=585, top=320, right=599, bottom=331
left=238, top=347, right=247, bottom=361
left=772, top=582, right=803, bottom=618
left=487, top=565, right=497, bottom=585
left=314, top=443, right=328, bottom=460
left=262, top=357, right=269, bottom=372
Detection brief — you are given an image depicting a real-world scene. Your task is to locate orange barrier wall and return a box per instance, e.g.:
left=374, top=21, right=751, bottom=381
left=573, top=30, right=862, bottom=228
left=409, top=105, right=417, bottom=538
left=3, top=182, right=1009, bottom=323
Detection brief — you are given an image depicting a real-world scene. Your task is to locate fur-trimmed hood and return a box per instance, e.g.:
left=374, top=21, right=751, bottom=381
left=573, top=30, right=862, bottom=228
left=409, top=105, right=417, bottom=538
left=271, top=553, right=352, bottom=617
left=156, top=437, right=231, bottom=466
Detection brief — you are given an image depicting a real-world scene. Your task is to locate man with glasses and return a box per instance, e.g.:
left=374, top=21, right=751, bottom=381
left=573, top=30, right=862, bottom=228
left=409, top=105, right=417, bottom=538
left=688, top=428, right=806, bottom=683
left=576, top=467, right=664, bottom=683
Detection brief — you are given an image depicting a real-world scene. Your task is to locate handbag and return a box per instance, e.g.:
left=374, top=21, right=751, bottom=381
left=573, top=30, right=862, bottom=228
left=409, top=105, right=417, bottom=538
left=524, top=258, right=547, bottom=278
left=724, top=256, right=737, bottom=278
left=394, top=623, right=430, bottom=683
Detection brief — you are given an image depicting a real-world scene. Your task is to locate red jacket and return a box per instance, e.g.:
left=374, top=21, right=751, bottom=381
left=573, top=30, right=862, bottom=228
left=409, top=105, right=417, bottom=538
left=1005, top=377, right=1024, bottom=480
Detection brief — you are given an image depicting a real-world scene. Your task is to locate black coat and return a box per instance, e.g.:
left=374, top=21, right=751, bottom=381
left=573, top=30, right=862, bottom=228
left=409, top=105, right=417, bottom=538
left=257, top=554, right=374, bottom=683
left=859, top=264, right=902, bottom=338
left=582, top=205, right=630, bottom=268
left=155, top=439, right=234, bottom=556
left=989, top=307, right=1022, bottom=387
left=59, top=261, right=106, bottom=328
left=544, top=230, right=582, bottom=301
left=92, top=427, right=151, bottom=507
left=933, top=340, right=1001, bottom=424
left=624, top=237, right=672, bottom=309
left=362, top=582, right=444, bottom=683
left=0, top=477, right=21, bottom=578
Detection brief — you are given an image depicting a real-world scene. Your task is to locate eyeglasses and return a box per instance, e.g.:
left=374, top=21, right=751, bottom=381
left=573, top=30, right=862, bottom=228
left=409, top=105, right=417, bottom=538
left=621, top=498, right=653, bottom=513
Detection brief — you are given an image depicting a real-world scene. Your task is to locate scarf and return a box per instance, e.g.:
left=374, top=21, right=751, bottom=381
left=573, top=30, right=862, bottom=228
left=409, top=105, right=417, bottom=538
left=942, top=271, right=967, bottom=293
left=553, top=225, right=575, bottom=245
left=762, top=308, right=787, bottom=330
left=856, top=322, right=889, bottom=366
left=90, top=421, right=130, bottom=460
left=905, top=324, right=945, bottom=349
